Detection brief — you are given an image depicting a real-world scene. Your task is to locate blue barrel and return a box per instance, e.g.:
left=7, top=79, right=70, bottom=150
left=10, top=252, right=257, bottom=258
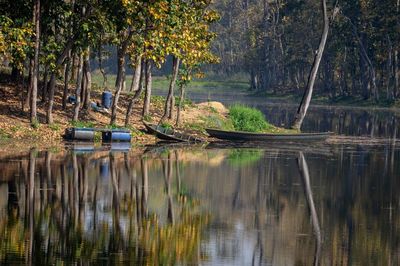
left=64, top=128, right=94, bottom=141
left=102, top=130, right=131, bottom=142
left=102, top=91, right=113, bottom=109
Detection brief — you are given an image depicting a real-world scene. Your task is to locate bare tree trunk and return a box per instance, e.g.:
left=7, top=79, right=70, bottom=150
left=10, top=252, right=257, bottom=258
left=83, top=49, right=91, bottom=110
left=30, top=0, right=40, bottom=124
left=161, top=56, right=180, bottom=122
left=110, top=42, right=128, bottom=125
left=175, top=82, right=185, bottom=127
left=292, top=0, right=330, bottom=130
left=25, top=59, right=34, bottom=111
left=73, top=54, right=84, bottom=121
left=46, top=74, right=56, bottom=124
left=129, top=56, right=142, bottom=92
left=142, top=60, right=152, bottom=118
left=98, top=40, right=107, bottom=88
left=387, top=36, right=393, bottom=101
left=125, top=58, right=143, bottom=127
left=41, top=66, right=48, bottom=103
left=395, top=50, right=399, bottom=99
left=62, top=53, right=71, bottom=110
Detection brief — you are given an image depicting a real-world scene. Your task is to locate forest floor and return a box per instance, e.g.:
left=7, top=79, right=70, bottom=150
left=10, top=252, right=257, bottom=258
left=0, top=75, right=228, bottom=152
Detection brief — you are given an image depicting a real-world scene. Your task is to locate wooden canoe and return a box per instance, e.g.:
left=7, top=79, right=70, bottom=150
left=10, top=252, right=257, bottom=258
left=205, top=128, right=333, bottom=141
left=144, top=122, right=205, bottom=143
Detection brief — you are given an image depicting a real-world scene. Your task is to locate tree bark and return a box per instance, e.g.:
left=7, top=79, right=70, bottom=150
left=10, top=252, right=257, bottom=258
left=292, top=0, right=330, bottom=131
left=62, top=53, right=71, bottom=110
left=161, top=56, right=180, bottom=122
left=395, top=50, right=399, bottom=99
left=125, top=57, right=143, bottom=127
left=142, top=60, right=152, bottom=118
left=46, top=75, right=56, bottom=124
left=83, top=49, right=91, bottom=110
left=73, top=54, right=84, bottom=121
left=25, top=59, right=34, bottom=111
left=41, top=66, right=48, bottom=103
left=110, top=40, right=128, bottom=125
left=175, top=82, right=185, bottom=127
left=30, top=0, right=40, bottom=124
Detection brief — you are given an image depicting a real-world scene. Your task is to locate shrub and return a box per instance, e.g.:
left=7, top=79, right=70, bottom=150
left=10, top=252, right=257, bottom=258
left=228, top=104, right=272, bottom=132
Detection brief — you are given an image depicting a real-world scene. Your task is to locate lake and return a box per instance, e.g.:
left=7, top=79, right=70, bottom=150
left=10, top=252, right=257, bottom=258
left=0, top=140, right=399, bottom=265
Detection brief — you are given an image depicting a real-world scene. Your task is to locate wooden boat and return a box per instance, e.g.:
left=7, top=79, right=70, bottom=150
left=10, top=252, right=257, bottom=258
left=206, top=128, right=333, bottom=141
left=143, top=122, right=205, bottom=143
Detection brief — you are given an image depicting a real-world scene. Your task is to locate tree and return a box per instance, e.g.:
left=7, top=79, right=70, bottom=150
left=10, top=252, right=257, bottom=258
left=30, top=0, right=40, bottom=125
left=291, top=0, right=338, bottom=130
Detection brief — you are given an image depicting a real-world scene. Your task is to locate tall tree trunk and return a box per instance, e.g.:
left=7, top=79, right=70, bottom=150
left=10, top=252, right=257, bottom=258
left=46, top=75, right=56, bottom=124
left=83, top=49, right=91, bottom=110
left=25, top=59, right=34, bottom=111
left=175, top=82, right=185, bottom=127
left=125, top=57, right=143, bottom=127
left=292, top=0, right=330, bottom=130
left=142, top=60, right=152, bottom=118
left=161, top=56, right=180, bottom=122
left=62, top=53, right=71, bottom=110
left=41, top=66, right=48, bottom=103
left=30, top=0, right=40, bottom=124
left=73, top=54, right=84, bottom=121
left=129, top=56, right=142, bottom=92
left=395, top=50, right=399, bottom=99
left=110, top=42, right=128, bottom=125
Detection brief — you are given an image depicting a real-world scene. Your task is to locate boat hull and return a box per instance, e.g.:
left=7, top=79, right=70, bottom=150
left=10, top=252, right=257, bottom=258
left=144, top=122, right=204, bottom=143
left=205, top=128, right=333, bottom=141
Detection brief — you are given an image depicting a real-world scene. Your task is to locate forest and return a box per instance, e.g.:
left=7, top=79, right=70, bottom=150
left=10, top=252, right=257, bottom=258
left=1, top=0, right=400, bottom=129
left=211, top=0, right=400, bottom=103
left=0, top=0, right=219, bottom=127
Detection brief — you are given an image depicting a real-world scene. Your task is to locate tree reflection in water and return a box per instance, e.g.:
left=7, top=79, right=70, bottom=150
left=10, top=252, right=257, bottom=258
left=1, top=145, right=400, bottom=265
left=0, top=149, right=208, bottom=265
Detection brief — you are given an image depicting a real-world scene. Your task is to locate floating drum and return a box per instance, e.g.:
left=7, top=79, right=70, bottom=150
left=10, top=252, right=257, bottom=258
left=64, top=128, right=94, bottom=141
left=102, top=130, right=131, bottom=142
left=101, top=91, right=113, bottom=109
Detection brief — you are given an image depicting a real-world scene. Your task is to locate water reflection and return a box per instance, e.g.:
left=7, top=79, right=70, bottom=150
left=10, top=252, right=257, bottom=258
left=258, top=104, right=400, bottom=138
left=0, top=144, right=399, bottom=265
left=0, top=149, right=207, bottom=265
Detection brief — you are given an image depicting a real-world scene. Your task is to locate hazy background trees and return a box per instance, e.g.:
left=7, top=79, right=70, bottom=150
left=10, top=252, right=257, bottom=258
left=209, top=0, right=400, bottom=102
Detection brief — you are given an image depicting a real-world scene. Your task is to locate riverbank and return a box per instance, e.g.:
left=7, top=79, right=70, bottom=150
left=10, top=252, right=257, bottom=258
left=0, top=78, right=228, bottom=152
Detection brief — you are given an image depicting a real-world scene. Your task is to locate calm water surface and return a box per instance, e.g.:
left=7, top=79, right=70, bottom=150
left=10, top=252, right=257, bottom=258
left=0, top=142, right=399, bottom=265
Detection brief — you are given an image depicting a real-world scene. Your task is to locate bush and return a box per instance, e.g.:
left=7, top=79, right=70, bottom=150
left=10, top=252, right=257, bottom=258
left=228, top=104, right=272, bottom=132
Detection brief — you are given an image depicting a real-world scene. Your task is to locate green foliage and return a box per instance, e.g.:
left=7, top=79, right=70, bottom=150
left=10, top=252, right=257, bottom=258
left=161, top=122, right=173, bottom=130
left=31, top=119, right=40, bottom=129
left=228, top=105, right=272, bottom=132
left=48, top=123, right=61, bottom=131
left=143, top=114, right=152, bottom=122
left=0, top=128, right=10, bottom=140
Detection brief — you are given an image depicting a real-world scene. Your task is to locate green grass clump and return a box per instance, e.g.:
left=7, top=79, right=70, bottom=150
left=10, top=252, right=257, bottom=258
left=228, top=104, right=272, bottom=133
left=0, top=129, right=10, bottom=140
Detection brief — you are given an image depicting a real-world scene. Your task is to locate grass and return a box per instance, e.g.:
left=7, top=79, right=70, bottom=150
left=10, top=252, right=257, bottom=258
left=228, top=104, right=273, bottom=133
left=0, top=129, right=11, bottom=140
